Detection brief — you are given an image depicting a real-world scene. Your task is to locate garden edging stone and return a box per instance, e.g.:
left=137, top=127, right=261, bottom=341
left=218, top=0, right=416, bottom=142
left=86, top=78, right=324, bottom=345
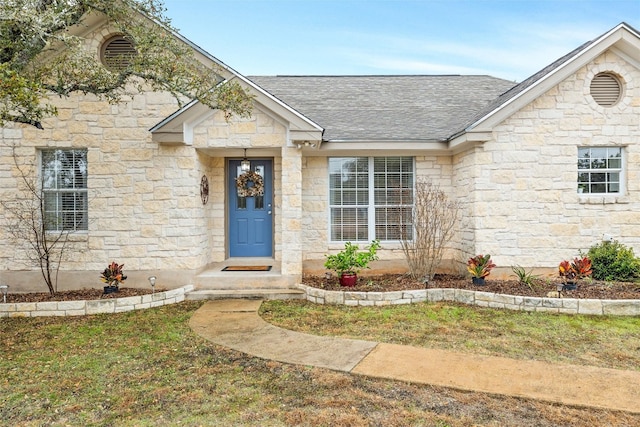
left=295, top=284, right=640, bottom=316
left=0, top=285, right=193, bottom=317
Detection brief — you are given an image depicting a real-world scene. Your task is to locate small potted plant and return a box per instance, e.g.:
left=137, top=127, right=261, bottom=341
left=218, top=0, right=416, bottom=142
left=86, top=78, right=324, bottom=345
left=100, top=261, right=127, bottom=294
left=467, top=254, right=496, bottom=285
left=558, top=256, right=592, bottom=290
left=324, top=240, right=381, bottom=286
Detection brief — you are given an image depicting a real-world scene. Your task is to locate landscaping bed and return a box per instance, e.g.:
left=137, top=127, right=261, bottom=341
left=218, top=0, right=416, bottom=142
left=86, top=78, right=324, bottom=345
left=5, top=287, right=156, bottom=303
left=304, top=274, right=640, bottom=300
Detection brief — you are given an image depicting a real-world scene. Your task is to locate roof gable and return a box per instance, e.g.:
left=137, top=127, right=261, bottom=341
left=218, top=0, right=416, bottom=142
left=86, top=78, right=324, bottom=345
left=465, top=22, right=640, bottom=133
left=149, top=75, right=324, bottom=145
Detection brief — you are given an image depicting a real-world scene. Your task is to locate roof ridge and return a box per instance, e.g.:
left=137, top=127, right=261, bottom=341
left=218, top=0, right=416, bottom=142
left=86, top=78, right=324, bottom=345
left=250, top=74, right=500, bottom=78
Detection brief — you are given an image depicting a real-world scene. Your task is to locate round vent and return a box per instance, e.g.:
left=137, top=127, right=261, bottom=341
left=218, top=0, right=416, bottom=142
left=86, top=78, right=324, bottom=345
left=101, top=35, right=136, bottom=71
left=589, top=73, right=622, bottom=107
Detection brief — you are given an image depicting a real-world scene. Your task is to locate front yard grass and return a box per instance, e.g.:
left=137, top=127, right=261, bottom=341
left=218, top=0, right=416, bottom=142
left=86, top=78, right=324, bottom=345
left=2, top=301, right=639, bottom=426
left=260, top=300, right=640, bottom=371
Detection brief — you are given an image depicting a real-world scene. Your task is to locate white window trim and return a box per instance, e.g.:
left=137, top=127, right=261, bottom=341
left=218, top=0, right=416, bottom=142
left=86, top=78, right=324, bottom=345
left=577, top=146, right=626, bottom=197
left=328, top=156, right=415, bottom=243
left=40, top=149, right=88, bottom=232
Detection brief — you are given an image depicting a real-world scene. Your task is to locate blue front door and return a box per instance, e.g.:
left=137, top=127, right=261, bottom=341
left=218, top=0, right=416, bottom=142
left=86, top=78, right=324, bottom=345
left=229, top=159, right=273, bottom=257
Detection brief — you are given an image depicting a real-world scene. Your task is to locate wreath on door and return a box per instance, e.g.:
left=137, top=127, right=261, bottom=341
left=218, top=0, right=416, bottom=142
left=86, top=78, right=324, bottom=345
left=236, top=170, right=264, bottom=197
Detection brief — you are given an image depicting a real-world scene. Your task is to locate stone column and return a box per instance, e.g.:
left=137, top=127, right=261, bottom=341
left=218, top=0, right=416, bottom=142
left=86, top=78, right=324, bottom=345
left=280, top=146, right=303, bottom=283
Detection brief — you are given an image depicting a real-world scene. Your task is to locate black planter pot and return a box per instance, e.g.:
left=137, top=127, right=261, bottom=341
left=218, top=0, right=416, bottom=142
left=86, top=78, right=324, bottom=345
left=103, top=286, right=119, bottom=294
left=562, top=282, right=577, bottom=291
left=472, top=277, right=486, bottom=286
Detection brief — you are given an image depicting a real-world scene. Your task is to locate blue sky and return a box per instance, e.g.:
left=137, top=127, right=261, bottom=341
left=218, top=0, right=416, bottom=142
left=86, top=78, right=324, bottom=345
left=163, top=0, right=640, bottom=82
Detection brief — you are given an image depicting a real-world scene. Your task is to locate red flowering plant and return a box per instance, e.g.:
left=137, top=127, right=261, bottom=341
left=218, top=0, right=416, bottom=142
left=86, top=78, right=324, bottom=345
left=466, top=254, right=496, bottom=279
left=100, top=262, right=127, bottom=288
left=558, top=257, right=592, bottom=283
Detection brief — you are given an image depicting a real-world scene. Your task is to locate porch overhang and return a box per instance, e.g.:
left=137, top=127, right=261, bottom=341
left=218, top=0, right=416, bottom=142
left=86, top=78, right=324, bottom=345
left=309, top=140, right=447, bottom=156
left=299, top=132, right=494, bottom=156
left=448, top=130, right=494, bottom=153
left=150, top=75, right=324, bottom=147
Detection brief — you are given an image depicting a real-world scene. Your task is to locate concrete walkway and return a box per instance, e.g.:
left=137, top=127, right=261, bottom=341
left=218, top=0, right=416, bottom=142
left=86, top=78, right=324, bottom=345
left=189, top=300, right=640, bottom=414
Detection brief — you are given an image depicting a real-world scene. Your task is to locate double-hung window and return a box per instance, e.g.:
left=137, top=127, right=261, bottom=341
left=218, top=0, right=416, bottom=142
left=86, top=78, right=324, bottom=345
left=577, top=147, right=622, bottom=194
left=41, top=149, right=88, bottom=231
left=329, top=157, right=413, bottom=241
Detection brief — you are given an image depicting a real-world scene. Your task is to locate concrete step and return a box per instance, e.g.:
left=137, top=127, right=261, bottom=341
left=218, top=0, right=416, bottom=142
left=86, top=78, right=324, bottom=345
left=186, top=289, right=305, bottom=301
left=194, top=271, right=291, bottom=289
left=194, top=258, right=291, bottom=290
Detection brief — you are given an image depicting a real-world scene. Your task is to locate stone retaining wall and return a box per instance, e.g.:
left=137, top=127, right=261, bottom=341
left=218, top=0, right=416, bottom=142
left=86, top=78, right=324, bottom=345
left=296, top=285, right=640, bottom=316
left=0, top=286, right=193, bottom=317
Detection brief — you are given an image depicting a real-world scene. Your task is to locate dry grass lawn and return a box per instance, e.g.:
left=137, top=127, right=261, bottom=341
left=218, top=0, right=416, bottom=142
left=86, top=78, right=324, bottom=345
left=2, top=301, right=639, bottom=426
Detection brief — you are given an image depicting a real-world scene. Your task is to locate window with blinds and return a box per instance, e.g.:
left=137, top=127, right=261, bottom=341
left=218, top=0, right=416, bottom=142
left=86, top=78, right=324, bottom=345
left=329, top=157, right=414, bottom=241
left=41, top=149, right=88, bottom=232
left=589, top=73, right=622, bottom=107
left=101, top=35, right=136, bottom=71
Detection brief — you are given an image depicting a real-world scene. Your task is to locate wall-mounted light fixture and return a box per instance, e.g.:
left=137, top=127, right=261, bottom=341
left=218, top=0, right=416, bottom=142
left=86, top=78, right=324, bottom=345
left=293, top=140, right=317, bottom=149
left=0, top=285, right=8, bottom=303
left=200, top=175, right=209, bottom=205
left=148, top=276, right=156, bottom=294
left=241, top=148, right=251, bottom=172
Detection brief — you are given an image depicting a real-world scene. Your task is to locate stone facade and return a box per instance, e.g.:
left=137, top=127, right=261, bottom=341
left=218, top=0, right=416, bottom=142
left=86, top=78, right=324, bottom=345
left=468, top=52, right=640, bottom=269
left=1, top=19, right=639, bottom=293
left=0, top=22, right=307, bottom=291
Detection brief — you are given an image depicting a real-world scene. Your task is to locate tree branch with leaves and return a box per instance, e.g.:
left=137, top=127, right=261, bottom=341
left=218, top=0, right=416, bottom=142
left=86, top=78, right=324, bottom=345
left=0, top=0, right=253, bottom=129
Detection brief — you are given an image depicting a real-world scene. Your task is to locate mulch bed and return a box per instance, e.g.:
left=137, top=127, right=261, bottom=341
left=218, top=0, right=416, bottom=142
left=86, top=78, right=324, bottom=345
left=5, top=287, right=158, bottom=303
left=303, top=274, right=640, bottom=300
left=7, top=275, right=640, bottom=303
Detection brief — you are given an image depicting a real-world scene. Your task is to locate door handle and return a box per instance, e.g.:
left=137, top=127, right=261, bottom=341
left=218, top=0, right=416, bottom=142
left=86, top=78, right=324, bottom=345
left=268, top=210, right=272, bottom=215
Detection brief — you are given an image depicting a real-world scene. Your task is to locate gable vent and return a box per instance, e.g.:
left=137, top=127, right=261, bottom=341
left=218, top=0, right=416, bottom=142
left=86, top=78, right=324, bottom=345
left=590, top=73, right=622, bottom=107
left=101, top=36, right=136, bottom=71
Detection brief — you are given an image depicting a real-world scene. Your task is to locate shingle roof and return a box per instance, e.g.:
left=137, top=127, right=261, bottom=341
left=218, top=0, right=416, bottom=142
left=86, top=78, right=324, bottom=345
left=248, top=75, right=516, bottom=142
left=446, top=22, right=640, bottom=134
left=462, top=40, right=595, bottom=133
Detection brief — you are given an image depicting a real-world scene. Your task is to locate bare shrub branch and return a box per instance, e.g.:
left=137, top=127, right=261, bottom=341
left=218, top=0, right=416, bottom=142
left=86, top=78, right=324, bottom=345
left=1, top=145, right=72, bottom=295
left=400, top=180, right=460, bottom=283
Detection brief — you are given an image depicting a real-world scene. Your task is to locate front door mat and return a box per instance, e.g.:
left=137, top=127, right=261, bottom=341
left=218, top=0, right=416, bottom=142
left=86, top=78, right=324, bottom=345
left=222, top=266, right=272, bottom=272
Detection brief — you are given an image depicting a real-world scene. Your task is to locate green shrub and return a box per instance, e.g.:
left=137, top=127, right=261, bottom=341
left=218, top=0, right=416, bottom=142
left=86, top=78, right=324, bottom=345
left=585, top=240, right=640, bottom=282
left=511, top=265, right=539, bottom=290
left=324, top=240, right=380, bottom=276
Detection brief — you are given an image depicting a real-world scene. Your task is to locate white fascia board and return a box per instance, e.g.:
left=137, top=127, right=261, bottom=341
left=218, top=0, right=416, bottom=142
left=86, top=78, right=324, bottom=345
left=151, top=99, right=208, bottom=144
left=448, top=131, right=492, bottom=153
left=612, top=46, right=640, bottom=70
left=311, top=140, right=450, bottom=156
left=166, top=27, right=237, bottom=80
left=150, top=75, right=323, bottom=142
left=243, top=79, right=324, bottom=134
left=149, top=99, right=198, bottom=133
left=151, top=18, right=323, bottom=137
left=150, top=131, right=185, bottom=145
left=610, top=29, right=640, bottom=70
left=290, top=130, right=323, bottom=142
left=467, top=24, right=636, bottom=131
left=169, top=30, right=324, bottom=134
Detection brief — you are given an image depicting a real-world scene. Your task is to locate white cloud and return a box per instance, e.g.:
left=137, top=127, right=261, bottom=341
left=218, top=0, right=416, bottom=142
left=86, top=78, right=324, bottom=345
left=327, top=22, right=608, bottom=81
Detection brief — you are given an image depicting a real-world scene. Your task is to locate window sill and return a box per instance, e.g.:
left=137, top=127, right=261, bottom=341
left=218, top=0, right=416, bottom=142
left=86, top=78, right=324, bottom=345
left=577, top=195, right=629, bottom=204
left=328, top=241, right=404, bottom=249
left=45, top=231, right=89, bottom=241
